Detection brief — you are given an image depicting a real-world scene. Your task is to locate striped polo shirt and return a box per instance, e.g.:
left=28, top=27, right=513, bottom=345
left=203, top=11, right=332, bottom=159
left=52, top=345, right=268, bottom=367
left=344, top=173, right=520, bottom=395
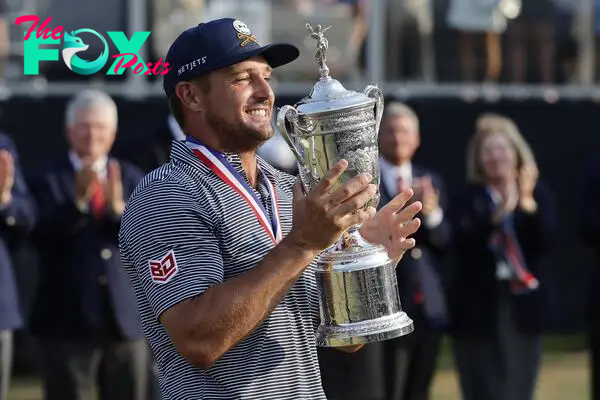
left=118, top=139, right=326, bottom=400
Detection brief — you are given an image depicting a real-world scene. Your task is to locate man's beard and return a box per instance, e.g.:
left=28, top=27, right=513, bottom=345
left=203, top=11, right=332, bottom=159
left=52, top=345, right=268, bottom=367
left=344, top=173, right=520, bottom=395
left=205, top=109, right=273, bottom=153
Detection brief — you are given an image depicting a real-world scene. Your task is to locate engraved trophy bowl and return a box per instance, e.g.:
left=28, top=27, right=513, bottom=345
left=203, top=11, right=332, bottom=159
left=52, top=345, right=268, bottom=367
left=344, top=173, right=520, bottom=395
left=276, top=23, right=414, bottom=347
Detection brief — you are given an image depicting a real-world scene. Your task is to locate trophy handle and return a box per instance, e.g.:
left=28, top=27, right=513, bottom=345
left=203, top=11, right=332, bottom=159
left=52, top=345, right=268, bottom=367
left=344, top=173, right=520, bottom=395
left=276, top=105, right=307, bottom=167
left=364, top=85, right=384, bottom=133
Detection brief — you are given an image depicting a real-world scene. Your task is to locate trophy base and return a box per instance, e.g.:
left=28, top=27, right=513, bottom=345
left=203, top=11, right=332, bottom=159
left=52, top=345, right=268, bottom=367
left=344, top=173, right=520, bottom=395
left=315, top=311, right=414, bottom=347
left=314, top=225, right=415, bottom=348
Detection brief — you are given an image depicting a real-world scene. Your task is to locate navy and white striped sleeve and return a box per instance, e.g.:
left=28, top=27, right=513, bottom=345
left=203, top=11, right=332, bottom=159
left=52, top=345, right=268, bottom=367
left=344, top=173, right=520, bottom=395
left=120, top=179, right=224, bottom=319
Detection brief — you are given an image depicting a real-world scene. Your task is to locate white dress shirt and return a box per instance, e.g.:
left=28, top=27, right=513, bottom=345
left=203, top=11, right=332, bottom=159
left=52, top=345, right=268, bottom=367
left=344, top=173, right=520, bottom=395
left=69, top=150, right=108, bottom=212
left=379, top=156, right=443, bottom=228
left=380, top=156, right=413, bottom=196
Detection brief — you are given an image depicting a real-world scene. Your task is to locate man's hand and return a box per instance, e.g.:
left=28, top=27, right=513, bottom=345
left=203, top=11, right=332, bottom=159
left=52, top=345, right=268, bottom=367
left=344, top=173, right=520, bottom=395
left=359, top=188, right=422, bottom=260
left=287, top=159, right=377, bottom=251
left=74, top=157, right=99, bottom=204
left=105, top=159, right=125, bottom=215
left=413, top=176, right=440, bottom=216
left=0, top=149, right=14, bottom=205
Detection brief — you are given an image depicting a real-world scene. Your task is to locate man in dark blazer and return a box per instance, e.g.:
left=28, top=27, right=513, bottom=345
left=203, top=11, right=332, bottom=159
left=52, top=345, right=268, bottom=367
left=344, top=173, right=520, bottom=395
left=28, top=90, right=148, bottom=400
left=0, top=133, right=35, bottom=400
left=579, top=153, right=600, bottom=400
left=378, top=102, right=451, bottom=400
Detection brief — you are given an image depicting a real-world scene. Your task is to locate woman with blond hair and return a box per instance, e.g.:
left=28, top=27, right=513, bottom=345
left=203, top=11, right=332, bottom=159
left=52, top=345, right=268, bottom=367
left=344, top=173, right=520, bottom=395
left=447, top=113, right=558, bottom=400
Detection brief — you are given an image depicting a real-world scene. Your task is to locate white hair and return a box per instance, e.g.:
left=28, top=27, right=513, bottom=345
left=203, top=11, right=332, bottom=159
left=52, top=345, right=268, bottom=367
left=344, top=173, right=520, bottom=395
left=65, top=89, right=118, bottom=128
left=382, top=101, right=420, bottom=132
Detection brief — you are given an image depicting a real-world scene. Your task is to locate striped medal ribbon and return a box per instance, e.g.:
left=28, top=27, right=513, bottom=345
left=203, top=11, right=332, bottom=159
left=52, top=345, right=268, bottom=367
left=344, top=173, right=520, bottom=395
left=186, top=137, right=282, bottom=244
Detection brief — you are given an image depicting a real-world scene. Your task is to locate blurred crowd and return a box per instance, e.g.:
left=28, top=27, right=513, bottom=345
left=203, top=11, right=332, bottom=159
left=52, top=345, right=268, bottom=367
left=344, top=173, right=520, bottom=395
left=1, top=0, right=600, bottom=86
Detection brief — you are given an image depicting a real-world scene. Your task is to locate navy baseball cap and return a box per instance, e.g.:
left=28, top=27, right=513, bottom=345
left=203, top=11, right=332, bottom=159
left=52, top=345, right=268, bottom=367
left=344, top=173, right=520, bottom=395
left=163, top=18, right=300, bottom=97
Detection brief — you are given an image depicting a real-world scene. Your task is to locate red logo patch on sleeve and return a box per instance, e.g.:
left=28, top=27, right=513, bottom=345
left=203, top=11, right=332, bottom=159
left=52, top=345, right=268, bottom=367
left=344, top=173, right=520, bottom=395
left=148, top=250, right=178, bottom=284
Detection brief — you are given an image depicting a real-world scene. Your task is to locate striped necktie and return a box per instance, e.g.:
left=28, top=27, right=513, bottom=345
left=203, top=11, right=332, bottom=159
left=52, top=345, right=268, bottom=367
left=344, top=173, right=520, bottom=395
left=396, top=175, right=408, bottom=195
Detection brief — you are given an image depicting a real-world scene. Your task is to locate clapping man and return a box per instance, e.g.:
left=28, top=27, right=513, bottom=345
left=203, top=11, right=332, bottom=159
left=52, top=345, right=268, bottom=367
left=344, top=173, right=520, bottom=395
left=378, top=102, right=451, bottom=400
left=28, top=89, right=148, bottom=400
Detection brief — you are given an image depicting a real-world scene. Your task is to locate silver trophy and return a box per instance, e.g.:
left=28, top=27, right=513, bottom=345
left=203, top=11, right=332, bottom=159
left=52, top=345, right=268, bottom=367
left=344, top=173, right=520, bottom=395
left=276, top=23, right=414, bottom=347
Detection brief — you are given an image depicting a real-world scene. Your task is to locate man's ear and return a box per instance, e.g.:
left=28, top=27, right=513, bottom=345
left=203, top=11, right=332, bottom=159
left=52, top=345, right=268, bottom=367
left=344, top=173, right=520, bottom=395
left=175, top=82, right=204, bottom=113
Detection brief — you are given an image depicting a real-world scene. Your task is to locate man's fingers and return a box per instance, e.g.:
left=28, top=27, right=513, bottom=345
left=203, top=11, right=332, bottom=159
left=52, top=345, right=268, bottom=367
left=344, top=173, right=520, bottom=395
left=394, top=238, right=417, bottom=253
left=394, top=218, right=421, bottom=238
left=395, top=237, right=417, bottom=249
left=80, top=155, right=96, bottom=169
left=337, top=206, right=376, bottom=228
left=0, top=150, right=11, bottom=170
left=0, top=153, right=8, bottom=169
left=0, top=152, right=8, bottom=187
left=314, top=159, right=348, bottom=195
left=108, top=159, right=120, bottom=172
left=1, top=150, right=12, bottom=163
left=381, top=188, right=414, bottom=216
left=107, top=159, right=121, bottom=182
left=393, top=200, right=423, bottom=222
left=77, top=157, right=98, bottom=183
left=325, top=173, right=374, bottom=208
left=420, top=175, right=432, bottom=189
left=389, top=238, right=417, bottom=260
left=329, top=183, right=377, bottom=216
left=5, top=154, right=13, bottom=177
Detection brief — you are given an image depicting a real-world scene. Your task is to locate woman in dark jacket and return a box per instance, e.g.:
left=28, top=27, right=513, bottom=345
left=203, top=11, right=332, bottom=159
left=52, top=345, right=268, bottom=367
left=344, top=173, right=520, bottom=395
left=448, top=113, right=558, bottom=400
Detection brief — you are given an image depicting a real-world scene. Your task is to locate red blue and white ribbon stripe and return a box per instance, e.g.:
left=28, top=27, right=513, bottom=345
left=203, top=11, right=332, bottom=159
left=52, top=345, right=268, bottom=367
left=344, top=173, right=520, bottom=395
left=186, top=137, right=282, bottom=244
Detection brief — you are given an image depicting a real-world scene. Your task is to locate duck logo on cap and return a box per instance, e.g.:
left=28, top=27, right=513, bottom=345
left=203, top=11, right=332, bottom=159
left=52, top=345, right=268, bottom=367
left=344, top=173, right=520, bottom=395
left=233, top=19, right=259, bottom=47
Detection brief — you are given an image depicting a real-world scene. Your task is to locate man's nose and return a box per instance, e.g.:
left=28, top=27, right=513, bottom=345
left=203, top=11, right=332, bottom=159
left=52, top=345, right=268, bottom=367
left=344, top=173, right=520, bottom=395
left=254, top=76, right=274, bottom=102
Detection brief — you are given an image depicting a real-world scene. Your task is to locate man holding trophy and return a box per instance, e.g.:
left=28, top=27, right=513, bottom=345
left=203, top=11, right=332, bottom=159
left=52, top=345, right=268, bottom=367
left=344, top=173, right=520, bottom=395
left=119, top=17, right=422, bottom=400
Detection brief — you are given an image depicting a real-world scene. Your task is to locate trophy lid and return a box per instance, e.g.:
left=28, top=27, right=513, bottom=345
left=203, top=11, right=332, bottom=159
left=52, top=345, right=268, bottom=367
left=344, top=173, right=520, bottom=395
left=295, top=24, right=376, bottom=116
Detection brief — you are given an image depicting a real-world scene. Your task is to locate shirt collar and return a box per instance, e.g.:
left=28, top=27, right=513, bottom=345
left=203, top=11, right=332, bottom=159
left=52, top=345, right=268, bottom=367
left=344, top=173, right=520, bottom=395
left=167, top=114, right=186, bottom=141
left=379, top=156, right=412, bottom=179
left=170, top=139, right=279, bottom=183
left=68, top=150, right=108, bottom=179
left=379, top=156, right=412, bottom=196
